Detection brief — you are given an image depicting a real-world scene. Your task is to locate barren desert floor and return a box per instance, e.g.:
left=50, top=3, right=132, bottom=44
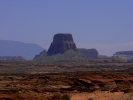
left=70, top=91, right=133, bottom=100
left=0, top=60, right=133, bottom=100
left=0, top=71, right=133, bottom=100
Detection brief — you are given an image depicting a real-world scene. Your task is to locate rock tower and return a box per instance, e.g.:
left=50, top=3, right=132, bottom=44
left=47, top=33, right=78, bottom=55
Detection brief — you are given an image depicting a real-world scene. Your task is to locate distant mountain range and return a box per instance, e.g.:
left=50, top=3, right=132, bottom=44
left=0, top=40, right=44, bottom=60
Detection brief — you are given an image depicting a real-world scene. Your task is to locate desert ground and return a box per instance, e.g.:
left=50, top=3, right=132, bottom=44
left=0, top=72, right=133, bottom=100
left=0, top=59, right=133, bottom=100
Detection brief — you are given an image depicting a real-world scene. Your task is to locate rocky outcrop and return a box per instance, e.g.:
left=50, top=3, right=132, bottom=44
left=78, top=48, right=98, bottom=58
left=47, top=33, right=78, bottom=56
left=115, top=51, right=133, bottom=55
left=112, top=51, right=133, bottom=62
left=34, top=33, right=83, bottom=61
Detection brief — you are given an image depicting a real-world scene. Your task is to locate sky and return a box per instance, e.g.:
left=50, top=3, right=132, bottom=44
left=0, top=0, right=133, bottom=56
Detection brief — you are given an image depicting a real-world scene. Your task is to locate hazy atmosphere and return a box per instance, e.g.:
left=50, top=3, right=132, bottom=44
left=0, top=0, right=133, bottom=56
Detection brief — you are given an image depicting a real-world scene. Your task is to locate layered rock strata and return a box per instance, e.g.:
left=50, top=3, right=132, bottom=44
left=47, top=33, right=78, bottom=56
left=78, top=48, right=98, bottom=58
left=34, top=33, right=82, bottom=61
left=112, top=51, right=133, bottom=62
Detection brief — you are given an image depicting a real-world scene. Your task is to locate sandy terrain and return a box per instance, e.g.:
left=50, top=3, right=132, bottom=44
left=70, top=91, right=133, bottom=100
left=0, top=61, right=133, bottom=100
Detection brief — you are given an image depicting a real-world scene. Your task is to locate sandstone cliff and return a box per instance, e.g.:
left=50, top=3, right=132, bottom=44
left=112, top=51, right=133, bottom=62
left=47, top=33, right=78, bottom=55
left=115, top=51, right=133, bottom=55
left=34, top=33, right=83, bottom=61
left=78, top=48, right=98, bottom=58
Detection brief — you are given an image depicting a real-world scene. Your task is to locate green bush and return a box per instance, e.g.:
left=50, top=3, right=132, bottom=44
left=88, top=98, right=93, bottom=100
left=51, top=93, right=62, bottom=99
left=62, top=94, right=70, bottom=100
left=50, top=93, right=70, bottom=100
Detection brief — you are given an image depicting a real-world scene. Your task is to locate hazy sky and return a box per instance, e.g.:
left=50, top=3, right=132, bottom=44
left=0, top=0, right=133, bottom=56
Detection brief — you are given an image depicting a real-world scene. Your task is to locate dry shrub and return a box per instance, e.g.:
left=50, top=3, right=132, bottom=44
left=49, top=93, right=71, bottom=100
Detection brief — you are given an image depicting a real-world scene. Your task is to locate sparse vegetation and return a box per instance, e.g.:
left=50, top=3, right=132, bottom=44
left=0, top=60, right=132, bottom=99
left=50, top=93, right=62, bottom=99
left=62, top=94, right=70, bottom=100
left=49, top=93, right=70, bottom=100
left=34, top=50, right=83, bottom=61
left=88, top=98, right=93, bottom=100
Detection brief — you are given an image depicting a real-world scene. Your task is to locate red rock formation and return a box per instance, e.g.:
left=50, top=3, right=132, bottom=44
left=47, top=33, right=78, bottom=56
left=78, top=48, right=98, bottom=58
